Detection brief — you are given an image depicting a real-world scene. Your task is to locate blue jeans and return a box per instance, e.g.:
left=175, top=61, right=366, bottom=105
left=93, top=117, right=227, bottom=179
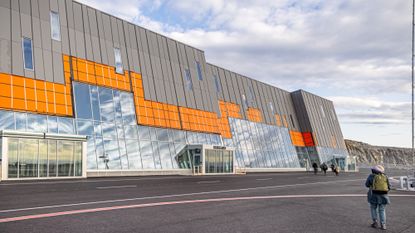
left=370, top=203, right=386, bottom=224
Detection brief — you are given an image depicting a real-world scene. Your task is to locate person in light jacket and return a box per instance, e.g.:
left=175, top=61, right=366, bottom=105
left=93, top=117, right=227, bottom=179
left=365, top=165, right=391, bottom=230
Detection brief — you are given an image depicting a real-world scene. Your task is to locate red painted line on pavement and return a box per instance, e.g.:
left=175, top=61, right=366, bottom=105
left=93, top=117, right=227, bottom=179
left=0, top=194, right=413, bottom=223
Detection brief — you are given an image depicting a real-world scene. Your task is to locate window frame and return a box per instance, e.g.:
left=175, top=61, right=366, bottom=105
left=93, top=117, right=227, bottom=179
left=114, top=48, right=124, bottom=74
left=196, top=61, right=203, bottom=80
left=22, top=37, right=34, bottom=70
left=184, top=68, right=193, bottom=91
left=213, top=74, right=221, bottom=93
left=50, top=11, right=61, bottom=41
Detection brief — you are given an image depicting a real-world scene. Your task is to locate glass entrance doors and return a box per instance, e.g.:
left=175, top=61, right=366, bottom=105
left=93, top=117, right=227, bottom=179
left=1, top=130, right=87, bottom=180
left=205, top=149, right=233, bottom=174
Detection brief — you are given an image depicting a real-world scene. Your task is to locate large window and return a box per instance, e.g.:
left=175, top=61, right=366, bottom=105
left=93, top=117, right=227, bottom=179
left=269, top=102, right=274, bottom=114
left=22, top=38, right=33, bottom=70
left=213, top=74, right=221, bottom=93
left=184, top=68, right=193, bottom=91
left=196, top=61, right=203, bottom=80
left=114, top=48, right=123, bottom=74
left=50, top=11, right=61, bottom=41
left=74, top=82, right=92, bottom=119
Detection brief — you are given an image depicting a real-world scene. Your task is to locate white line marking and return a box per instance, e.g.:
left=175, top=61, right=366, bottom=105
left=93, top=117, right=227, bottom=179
left=197, top=180, right=220, bottom=184
left=96, top=185, right=137, bottom=189
left=1, top=194, right=415, bottom=223
left=256, top=178, right=272, bottom=181
left=0, top=172, right=338, bottom=186
left=0, top=178, right=364, bottom=214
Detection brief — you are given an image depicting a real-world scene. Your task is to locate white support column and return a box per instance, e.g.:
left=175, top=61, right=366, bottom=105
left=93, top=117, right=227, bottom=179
left=1, top=137, right=9, bottom=181
left=82, top=141, right=87, bottom=178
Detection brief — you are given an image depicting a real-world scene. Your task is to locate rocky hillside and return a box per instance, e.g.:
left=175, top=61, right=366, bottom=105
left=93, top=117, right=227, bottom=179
left=345, top=139, right=414, bottom=166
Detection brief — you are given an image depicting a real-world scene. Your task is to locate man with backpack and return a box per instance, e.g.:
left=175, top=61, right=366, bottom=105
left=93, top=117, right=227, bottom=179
left=320, top=163, right=328, bottom=175
left=365, top=165, right=391, bottom=230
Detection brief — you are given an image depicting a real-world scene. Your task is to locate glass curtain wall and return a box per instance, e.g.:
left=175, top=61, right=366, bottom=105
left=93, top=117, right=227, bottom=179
left=226, top=118, right=301, bottom=169
left=0, top=82, right=224, bottom=171
left=6, top=138, right=83, bottom=179
left=72, top=82, right=223, bottom=170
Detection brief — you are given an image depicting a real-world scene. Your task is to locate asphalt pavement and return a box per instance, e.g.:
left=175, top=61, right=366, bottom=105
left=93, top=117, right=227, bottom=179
left=0, top=169, right=414, bottom=233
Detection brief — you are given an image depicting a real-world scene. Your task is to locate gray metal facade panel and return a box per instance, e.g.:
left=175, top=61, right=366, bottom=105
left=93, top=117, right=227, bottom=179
left=117, top=19, right=128, bottom=70
left=0, top=7, right=11, bottom=74
left=52, top=51, right=64, bottom=84
left=174, top=81, right=186, bottom=107
left=0, top=0, right=10, bottom=9
left=11, top=0, right=18, bottom=10
left=122, top=22, right=133, bottom=70
left=19, top=0, right=31, bottom=14
left=31, top=0, right=39, bottom=18
left=51, top=39, right=61, bottom=53
left=230, top=73, right=242, bottom=107
left=75, top=30, right=85, bottom=58
left=212, top=65, right=224, bottom=100
left=95, top=11, right=107, bottom=64
left=224, top=70, right=236, bottom=103
left=49, top=0, right=58, bottom=11
left=33, top=47, right=44, bottom=80
left=11, top=41, right=24, bottom=76
left=20, top=13, right=32, bottom=38
left=218, top=67, right=230, bottom=102
left=60, top=25, right=70, bottom=55
left=65, top=0, right=74, bottom=29
left=57, top=0, right=67, bottom=26
left=0, top=39, right=12, bottom=73
left=40, top=19, right=51, bottom=50
left=129, top=26, right=140, bottom=73
left=82, top=5, right=94, bottom=61
left=263, top=85, right=275, bottom=124
left=250, top=80, right=262, bottom=111
left=110, top=17, right=119, bottom=46
left=42, top=49, right=53, bottom=82
left=166, top=38, right=179, bottom=64
left=37, top=0, right=49, bottom=21
left=11, top=10, right=21, bottom=42
left=193, top=88, right=204, bottom=109
left=258, top=83, right=271, bottom=124
left=154, top=78, right=167, bottom=103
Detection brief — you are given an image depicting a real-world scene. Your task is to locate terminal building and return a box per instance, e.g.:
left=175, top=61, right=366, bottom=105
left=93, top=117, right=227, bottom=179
left=0, top=0, right=352, bottom=180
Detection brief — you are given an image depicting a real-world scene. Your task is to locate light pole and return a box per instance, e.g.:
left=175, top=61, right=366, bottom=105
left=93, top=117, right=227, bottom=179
left=412, top=0, right=415, bottom=177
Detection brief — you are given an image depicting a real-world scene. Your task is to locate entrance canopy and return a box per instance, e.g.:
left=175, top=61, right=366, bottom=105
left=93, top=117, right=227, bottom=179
left=176, top=144, right=235, bottom=175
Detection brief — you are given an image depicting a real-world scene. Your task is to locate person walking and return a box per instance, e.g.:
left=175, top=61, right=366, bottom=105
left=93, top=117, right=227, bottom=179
left=312, top=162, right=318, bottom=175
left=330, top=163, right=339, bottom=176
left=320, top=163, right=328, bottom=175
left=365, top=165, right=390, bottom=230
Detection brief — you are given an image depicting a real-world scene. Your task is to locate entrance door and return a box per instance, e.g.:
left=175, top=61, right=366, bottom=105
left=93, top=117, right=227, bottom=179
left=205, top=149, right=233, bottom=174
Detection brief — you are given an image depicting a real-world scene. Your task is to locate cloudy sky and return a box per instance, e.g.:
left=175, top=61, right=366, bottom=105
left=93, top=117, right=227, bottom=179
left=77, top=0, right=413, bottom=148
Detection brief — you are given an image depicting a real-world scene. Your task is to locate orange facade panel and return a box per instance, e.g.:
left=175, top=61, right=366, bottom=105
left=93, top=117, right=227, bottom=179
left=0, top=69, right=73, bottom=117
left=290, top=130, right=306, bottom=147
left=247, top=108, right=263, bottom=123
left=71, top=56, right=131, bottom=92
left=275, top=114, right=282, bottom=127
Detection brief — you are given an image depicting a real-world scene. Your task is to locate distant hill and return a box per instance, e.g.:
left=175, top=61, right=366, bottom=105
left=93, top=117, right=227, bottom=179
left=345, top=139, right=414, bottom=167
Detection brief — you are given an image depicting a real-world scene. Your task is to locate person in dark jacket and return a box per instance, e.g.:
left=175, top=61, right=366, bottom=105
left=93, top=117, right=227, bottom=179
left=365, top=165, right=390, bottom=230
left=312, top=162, right=318, bottom=175
left=320, top=163, right=328, bottom=175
